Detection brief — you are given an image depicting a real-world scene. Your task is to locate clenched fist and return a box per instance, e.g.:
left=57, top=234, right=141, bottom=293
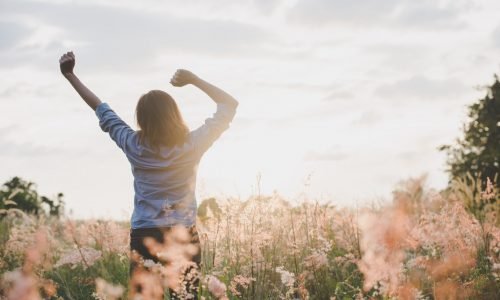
left=59, top=51, right=75, bottom=76
left=170, top=69, right=198, bottom=87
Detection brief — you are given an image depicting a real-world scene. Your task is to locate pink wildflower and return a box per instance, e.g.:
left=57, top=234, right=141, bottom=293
left=206, top=275, right=228, bottom=300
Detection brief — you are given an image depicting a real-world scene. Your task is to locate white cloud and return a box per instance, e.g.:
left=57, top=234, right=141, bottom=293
left=323, top=90, right=355, bottom=101
left=493, top=25, right=500, bottom=47
left=351, top=109, right=383, bottom=126
left=0, top=21, right=32, bottom=50
left=303, top=149, right=348, bottom=162
left=374, top=75, right=469, bottom=101
left=1, top=0, right=278, bottom=72
left=287, top=0, right=470, bottom=29
left=0, top=125, right=61, bottom=157
left=252, top=0, right=283, bottom=15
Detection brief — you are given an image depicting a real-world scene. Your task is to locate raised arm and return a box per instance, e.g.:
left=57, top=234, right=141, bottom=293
left=170, top=69, right=239, bottom=107
left=170, top=69, right=239, bottom=155
left=59, top=51, right=102, bottom=110
left=59, top=51, right=134, bottom=152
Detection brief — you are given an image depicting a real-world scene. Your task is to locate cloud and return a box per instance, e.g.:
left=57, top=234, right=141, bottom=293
left=364, top=42, right=433, bottom=73
left=252, top=0, right=283, bottom=14
left=0, top=0, right=277, bottom=72
left=323, top=90, right=355, bottom=101
left=288, top=0, right=398, bottom=27
left=287, top=0, right=468, bottom=29
left=397, top=150, right=420, bottom=162
left=374, top=75, right=469, bottom=101
left=493, top=25, right=500, bottom=47
left=395, top=1, right=469, bottom=29
left=0, top=81, right=60, bottom=98
left=352, top=109, right=382, bottom=126
left=255, top=81, right=331, bottom=92
left=0, top=125, right=60, bottom=157
left=303, top=148, right=348, bottom=162
left=0, top=21, right=32, bottom=50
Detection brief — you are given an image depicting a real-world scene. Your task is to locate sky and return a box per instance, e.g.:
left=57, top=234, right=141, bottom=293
left=1, top=0, right=500, bottom=220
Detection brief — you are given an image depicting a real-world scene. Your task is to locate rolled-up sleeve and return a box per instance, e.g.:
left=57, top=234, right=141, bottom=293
left=95, top=102, right=135, bottom=152
left=191, top=101, right=238, bottom=156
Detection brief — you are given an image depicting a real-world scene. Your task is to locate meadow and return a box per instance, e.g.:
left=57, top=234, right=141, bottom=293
left=0, top=175, right=499, bottom=300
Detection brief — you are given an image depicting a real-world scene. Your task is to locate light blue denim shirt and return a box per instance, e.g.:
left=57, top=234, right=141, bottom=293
left=95, top=101, right=238, bottom=229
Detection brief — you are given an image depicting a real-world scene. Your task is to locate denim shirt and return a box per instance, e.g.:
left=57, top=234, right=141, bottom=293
left=95, top=101, right=238, bottom=229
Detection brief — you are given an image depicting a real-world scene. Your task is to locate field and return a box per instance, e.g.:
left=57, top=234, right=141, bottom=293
left=0, top=176, right=499, bottom=300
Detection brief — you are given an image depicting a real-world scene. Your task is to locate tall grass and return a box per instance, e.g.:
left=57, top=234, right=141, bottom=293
left=0, top=176, right=498, bottom=299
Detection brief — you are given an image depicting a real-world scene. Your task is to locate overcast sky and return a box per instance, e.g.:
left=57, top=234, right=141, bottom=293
left=1, top=0, right=500, bottom=219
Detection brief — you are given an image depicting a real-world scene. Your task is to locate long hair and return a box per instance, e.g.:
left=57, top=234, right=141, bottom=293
left=136, top=90, right=189, bottom=149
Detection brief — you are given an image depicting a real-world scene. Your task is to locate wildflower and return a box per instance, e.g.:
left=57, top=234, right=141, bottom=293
left=304, top=252, right=328, bottom=270
left=142, top=259, right=159, bottom=269
left=297, top=272, right=310, bottom=300
left=481, top=177, right=496, bottom=201
left=275, top=266, right=295, bottom=288
left=229, top=275, right=254, bottom=296
left=54, top=247, right=102, bottom=269
left=128, top=268, right=164, bottom=300
left=142, top=226, right=200, bottom=294
left=1, top=229, right=49, bottom=300
left=493, top=263, right=500, bottom=271
left=1, top=269, right=40, bottom=300
left=357, top=203, right=410, bottom=294
left=206, top=275, right=228, bottom=300
left=94, top=278, right=124, bottom=300
left=40, top=279, right=57, bottom=298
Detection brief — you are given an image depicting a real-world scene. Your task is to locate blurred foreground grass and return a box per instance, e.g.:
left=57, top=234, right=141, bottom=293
left=0, top=175, right=499, bottom=299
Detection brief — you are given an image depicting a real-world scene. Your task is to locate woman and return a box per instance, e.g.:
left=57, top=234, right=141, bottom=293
left=59, top=51, right=239, bottom=299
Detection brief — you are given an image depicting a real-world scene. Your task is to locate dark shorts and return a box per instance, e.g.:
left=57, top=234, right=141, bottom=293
left=129, top=225, right=201, bottom=299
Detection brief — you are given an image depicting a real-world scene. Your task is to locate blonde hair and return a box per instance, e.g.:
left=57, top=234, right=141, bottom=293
left=136, top=90, right=189, bottom=149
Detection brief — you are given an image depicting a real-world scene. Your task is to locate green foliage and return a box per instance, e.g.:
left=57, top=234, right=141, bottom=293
left=0, top=218, right=16, bottom=272
left=440, top=75, right=500, bottom=189
left=44, top=252, right=129, bottom=300
left=448, top=173, right=500, bottom=225
left=198, top=197, right=222, bottom=222
left=0, top=176, right=64, bottom=218
left=467, top=244, right=500, bottom=299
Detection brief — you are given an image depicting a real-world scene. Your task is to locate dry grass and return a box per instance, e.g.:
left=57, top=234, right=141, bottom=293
left=0, top=175, right=499, bottom=299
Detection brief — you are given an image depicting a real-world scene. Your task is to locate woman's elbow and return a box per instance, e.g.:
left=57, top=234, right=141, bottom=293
left=231, top=98, right=239, bottom=108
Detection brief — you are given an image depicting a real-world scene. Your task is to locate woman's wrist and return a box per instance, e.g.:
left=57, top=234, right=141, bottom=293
left=64, top=72, right=76, bottom=81
left=190, top=75, right=202, bottom=86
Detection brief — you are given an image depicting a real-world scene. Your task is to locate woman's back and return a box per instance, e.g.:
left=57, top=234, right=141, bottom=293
left=96, top=99, right=238, bottom=229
